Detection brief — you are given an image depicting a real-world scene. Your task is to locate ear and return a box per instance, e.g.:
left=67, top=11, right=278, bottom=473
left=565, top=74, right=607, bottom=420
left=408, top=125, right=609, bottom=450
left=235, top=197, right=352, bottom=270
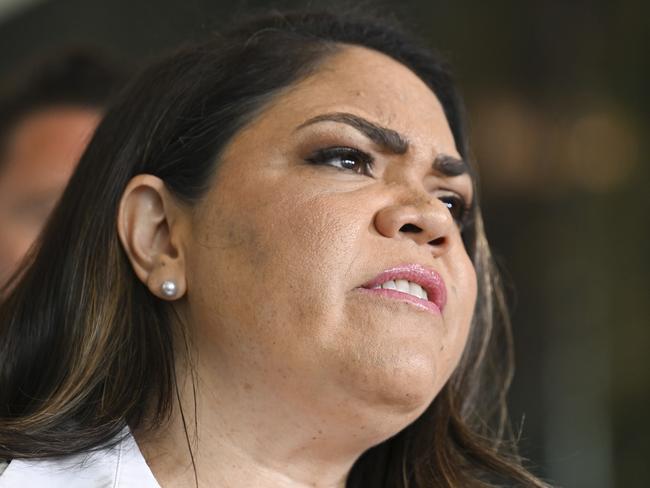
left=117, top=174, right=188, bottom=300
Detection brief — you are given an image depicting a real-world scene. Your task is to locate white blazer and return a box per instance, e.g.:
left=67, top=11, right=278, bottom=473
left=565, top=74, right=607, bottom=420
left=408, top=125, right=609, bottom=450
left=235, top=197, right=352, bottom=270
left=0, top=429, right=161, bottom=488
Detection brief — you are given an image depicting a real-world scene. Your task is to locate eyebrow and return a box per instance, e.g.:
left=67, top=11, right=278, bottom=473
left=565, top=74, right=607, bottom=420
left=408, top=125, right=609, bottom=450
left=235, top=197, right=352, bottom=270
left=432, top=154, right=469, bottom=177
left=295, top=112, right=469, bottom=177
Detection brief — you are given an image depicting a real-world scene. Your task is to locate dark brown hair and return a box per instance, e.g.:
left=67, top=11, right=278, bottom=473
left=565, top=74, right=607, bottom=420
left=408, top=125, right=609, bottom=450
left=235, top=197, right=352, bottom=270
left=0, top=9, right=549, bottom=487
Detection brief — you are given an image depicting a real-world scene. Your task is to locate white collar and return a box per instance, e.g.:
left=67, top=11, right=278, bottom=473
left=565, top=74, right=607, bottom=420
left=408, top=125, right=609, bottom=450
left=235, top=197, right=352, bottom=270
left=0, top=427, right=161, bottom=488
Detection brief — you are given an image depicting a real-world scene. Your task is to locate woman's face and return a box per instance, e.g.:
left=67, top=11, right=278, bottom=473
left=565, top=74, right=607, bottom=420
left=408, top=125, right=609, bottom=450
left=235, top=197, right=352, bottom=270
left=184, top=46, right=477, bottom=425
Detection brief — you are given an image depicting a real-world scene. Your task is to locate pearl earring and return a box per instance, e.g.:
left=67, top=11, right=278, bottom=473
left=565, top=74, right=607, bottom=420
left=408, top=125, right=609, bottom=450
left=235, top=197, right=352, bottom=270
left=161, top=280, right=177, bottom=297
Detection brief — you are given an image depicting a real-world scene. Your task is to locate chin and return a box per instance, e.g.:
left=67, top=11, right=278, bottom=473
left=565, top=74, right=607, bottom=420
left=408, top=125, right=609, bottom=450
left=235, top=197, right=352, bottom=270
left=331, top=300, right=460, bottom=424
left=341, top=347, right=443, bottom=422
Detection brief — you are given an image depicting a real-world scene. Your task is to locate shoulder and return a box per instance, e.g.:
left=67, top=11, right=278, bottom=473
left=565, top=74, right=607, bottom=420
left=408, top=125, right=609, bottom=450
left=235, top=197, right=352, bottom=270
left=0, top=429, right=160, bottom=488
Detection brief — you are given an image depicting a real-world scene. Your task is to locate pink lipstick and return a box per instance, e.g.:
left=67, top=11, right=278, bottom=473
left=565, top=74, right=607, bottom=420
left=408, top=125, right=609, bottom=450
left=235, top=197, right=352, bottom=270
left=356, top=264, right=447, bottom=315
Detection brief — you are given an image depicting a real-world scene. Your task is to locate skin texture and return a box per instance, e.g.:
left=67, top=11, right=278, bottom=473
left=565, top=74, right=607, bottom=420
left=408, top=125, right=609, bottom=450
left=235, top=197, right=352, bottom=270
left=119, top=46, right=478, bottom=487
left=0, top=107, right=100, bottom=287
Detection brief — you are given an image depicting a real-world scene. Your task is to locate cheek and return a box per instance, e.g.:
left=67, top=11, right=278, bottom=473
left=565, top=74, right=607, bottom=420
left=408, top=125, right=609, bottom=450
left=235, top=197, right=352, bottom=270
left=186, top=180, right=362, bottom=360
left=439, top=256, right=477, bottom=374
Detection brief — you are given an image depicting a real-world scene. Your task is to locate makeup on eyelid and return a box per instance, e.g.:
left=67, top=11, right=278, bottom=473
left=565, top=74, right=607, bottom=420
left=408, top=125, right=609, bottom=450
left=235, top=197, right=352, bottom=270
left=306, top=146, right=375, bottom=175
left=303, top=143, right=473, bottom=229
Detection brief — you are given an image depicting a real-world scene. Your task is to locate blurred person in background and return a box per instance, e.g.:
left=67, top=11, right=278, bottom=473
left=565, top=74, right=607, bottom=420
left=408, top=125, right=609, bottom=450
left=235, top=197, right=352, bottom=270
left=0, top=50, right=126, bottom=289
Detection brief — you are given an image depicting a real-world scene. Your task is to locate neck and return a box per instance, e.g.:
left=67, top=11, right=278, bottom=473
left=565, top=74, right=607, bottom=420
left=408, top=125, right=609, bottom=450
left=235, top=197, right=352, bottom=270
left=134, top=357, right=396, bottom=488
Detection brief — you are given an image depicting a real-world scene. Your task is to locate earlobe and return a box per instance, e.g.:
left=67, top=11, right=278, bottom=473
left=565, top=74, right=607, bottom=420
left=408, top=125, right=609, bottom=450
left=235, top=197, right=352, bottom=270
left=117, top=174, right=187, bottom=300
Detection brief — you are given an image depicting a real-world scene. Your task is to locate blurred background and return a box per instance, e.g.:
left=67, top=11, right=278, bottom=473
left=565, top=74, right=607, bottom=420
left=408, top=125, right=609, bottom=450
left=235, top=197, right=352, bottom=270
left=0, top=0, right=647, bottom=486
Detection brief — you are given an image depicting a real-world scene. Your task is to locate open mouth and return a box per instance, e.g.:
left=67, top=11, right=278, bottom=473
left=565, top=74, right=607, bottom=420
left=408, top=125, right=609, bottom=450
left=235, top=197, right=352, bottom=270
left=369, top=279, right=429, bottom=299
left=357, top=264, right=447, bottom=315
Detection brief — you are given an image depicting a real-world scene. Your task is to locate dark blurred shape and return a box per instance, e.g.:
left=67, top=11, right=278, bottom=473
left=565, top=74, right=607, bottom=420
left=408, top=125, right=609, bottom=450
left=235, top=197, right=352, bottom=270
left=0, top=48, right=128, bottom=288
left=0, top=48, right=126, bottom=157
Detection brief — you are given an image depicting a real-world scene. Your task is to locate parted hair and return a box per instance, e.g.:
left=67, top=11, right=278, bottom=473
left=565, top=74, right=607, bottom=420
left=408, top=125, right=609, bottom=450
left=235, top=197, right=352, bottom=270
left=0, top=8, right=549, bottom=487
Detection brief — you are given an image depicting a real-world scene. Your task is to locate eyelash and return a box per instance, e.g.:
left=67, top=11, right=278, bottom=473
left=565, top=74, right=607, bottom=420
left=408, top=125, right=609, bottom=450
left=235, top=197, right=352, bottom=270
left=306, top=145, right=473, bottom=230
left=438, top=194, right=473, bottom=231
left=306, top=146, right=374, bottom=175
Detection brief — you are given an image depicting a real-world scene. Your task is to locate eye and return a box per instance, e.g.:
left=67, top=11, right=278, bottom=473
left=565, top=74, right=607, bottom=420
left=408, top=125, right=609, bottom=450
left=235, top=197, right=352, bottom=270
left=305, top=146, right=374, bottom=176
left=438, top=193, right=473, bottom=230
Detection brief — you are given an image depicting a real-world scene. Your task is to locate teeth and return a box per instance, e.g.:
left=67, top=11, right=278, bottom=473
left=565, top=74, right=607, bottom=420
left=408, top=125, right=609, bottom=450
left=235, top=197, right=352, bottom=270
left=377, top=280, right=429, bottom=301
left=409, top=282, right=428, bottom=300
left=381, top=280, right=397, bottom=290
left=395, top=279, right=410, bottom=293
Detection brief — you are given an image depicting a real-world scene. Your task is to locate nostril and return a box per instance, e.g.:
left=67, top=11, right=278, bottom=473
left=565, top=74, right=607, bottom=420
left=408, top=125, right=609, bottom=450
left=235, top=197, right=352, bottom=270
left=428, top=237, right=445, bottom=246
left=400, top=223, right=422, bottom=233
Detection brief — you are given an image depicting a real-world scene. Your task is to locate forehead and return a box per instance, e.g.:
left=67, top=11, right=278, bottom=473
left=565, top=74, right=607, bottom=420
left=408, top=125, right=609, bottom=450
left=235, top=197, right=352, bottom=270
left=257, top=45, right=459, bottom=158
left=0, top=107, right=99, bottom=193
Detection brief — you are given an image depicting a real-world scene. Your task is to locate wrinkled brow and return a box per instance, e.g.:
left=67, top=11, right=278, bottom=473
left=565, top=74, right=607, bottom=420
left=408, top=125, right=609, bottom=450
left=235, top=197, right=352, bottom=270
left=296, top=112, right=409, bottom=155
left=433, top=154, right=469, bottom=177
left=296, top=112, right=470, bottom=177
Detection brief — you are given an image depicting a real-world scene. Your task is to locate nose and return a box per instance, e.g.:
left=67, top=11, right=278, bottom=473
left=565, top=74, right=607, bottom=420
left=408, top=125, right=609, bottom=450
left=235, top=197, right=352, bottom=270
left=373, top=191, right=454, bottom=257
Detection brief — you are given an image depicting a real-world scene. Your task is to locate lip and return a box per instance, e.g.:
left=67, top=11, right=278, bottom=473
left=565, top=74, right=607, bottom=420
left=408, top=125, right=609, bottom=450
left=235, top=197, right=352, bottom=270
left=356, top=263, right=447, bottom=315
